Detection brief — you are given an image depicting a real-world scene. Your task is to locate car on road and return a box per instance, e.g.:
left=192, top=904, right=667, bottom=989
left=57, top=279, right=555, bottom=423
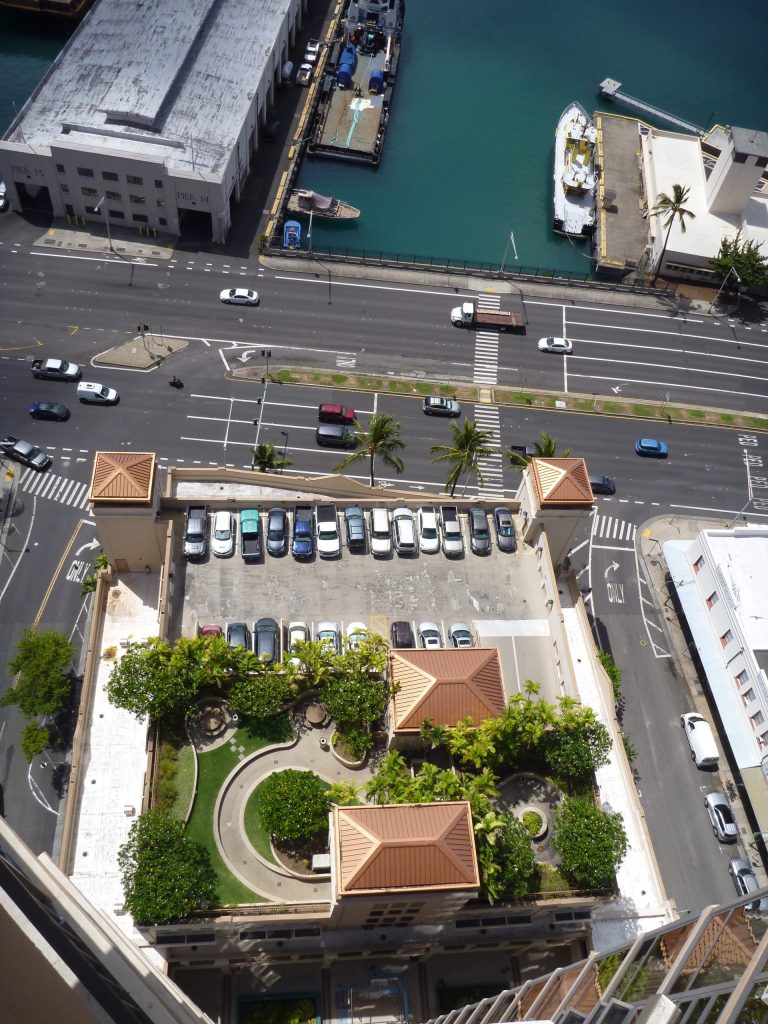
left=318, top=403, right=356, bottom=425
left=226, top=622, right=250, bottom=649
left=317, top=621, right=341, bottom=654
left=390, top=620, right=415, bottom=648
left=468, top=507, right=491, bottom=555
left=0, top=435, right=52, bottom=471
left=296, top=63, right=313, bottom=86
left=211, top=510, right=236, bottom=557
left=423, top=397, right=461, bottom=417
left=537, top=336, right=573, bottom=354
left=77, top=382, right=119, bottom=405
left=29, top=401, right=70, bottom=421
left=493, top=507, right=517, bottom=552
left=417, top=507, right=440, bottom=554
left=418, top=622, right=443, bottom=649
left=704, top=791, right=738, bottom=843
left=729, top=858, right=768, bottom=913
left=635, top=438, right=668, bottom=458
left=286, top=621, right=310, bottom=668
left=589, top=474, right=616, bottom=496
left=303, top=38, right=321, bottom=62
left=346, top=622, right=368, bottom=650
left=266, top=508, right=288, bottom=556
left=220, top=287, right=259, bottom=306
left=253, top=617, right=280, bottom=661
left=448, top=622, right=473, bottom=648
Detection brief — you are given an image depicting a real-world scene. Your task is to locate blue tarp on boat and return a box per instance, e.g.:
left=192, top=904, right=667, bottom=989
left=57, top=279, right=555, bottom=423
left=283, top=220, right=301, bottom=249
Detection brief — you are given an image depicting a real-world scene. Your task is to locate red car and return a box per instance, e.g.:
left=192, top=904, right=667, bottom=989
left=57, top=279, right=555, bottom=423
left=318, top=403, right=356, bottom=425
left=198, top=624, right=223, bottom=638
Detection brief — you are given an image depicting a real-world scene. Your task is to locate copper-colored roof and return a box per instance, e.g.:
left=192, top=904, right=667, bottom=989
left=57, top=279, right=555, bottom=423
left=334, top=802, right=479, bottom=896
left=389, top=648, right=505, bottom=733
left=89, top=452, right=156, bottom=504
left=530, top=457, right=593, bottom=506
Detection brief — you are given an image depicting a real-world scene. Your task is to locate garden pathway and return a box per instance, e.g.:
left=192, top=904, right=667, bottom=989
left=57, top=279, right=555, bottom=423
left=214, top=721, right=374, bottom=902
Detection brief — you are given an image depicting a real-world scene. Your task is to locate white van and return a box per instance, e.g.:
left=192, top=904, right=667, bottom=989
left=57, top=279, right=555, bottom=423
left=370, top=508, right=391, bottom=558
left=681, top=712, right=719, bottom=769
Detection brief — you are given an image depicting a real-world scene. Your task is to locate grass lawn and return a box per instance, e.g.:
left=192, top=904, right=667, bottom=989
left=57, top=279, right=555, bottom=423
left=242, top=781, right=278, bottom=865
left=171, top=744, right=195, bottom=820
left=185, top=715, right=292, bottom=906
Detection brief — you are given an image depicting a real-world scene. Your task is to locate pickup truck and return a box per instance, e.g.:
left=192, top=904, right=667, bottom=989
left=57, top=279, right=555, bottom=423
left=292, top=505, right=315, bottom=559
left=184, top=505, right=209, bottom=560
left=450, top=301, right=525, bottom=331
left=508, top=444, right=539, bottom=458
left=344, top=506, right=366, bottom=551
left=31, top=357, right=82, bottom=381
left=315, top=503, right=341, bottom=559
left=439, top=505, right=464, bottom=558
left=240, top=509, right=262, bottom=562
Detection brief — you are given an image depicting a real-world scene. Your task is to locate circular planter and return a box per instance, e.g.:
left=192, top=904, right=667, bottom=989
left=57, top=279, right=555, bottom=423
left=329, top=728, right=367, bottom=768
left=519, top=806, right=548, bottom=841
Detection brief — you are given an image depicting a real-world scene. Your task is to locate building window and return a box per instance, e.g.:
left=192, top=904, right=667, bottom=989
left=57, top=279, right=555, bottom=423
left=102, top=170, right=119, bottom=181
left=56, top=163, right=65, bottom=173
left=84, top=205, right=100, bottom=214
left=750, top=711, right=765, bottom=730
left=77, top=167, right=94, bottom=178
left=81, top=187, right=97, bottom=197
left=706, top=592, right=719, bottom=609
left=733, top=152, right=747, bottom=164
left=720, top=629, right=733, bottom=648
left=129, top=194, right=146, bottom=205
left=693, top=556, right=704, bottom=574
left=736, top=670, right=749, bottom=687
left=132, top=213, right=148, bottom=223
left=159, top=217, right=167, bottom=226
left=105, top=190, right=121, bottom=201
left=157, top=199, right=165, bottom=208
left=756, top=156, right=768, bottom=169
left=742, top=688, right=755, bottom=706
left=154, top=179, right=163, bottom=189
left=127, top=174, right=143, bottom=185
left=109, top=210, right=125, bottom=219
left=60, top=184, right=70, bottom=193
left=758, top=732, right=768, bottom=751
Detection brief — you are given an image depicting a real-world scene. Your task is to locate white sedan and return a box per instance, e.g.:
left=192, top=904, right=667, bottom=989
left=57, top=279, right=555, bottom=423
left=211, top=510, right=235, bottom=557
left=220, top=288, right=260, bottom=306
left=537, top=336, right=573, bottom=354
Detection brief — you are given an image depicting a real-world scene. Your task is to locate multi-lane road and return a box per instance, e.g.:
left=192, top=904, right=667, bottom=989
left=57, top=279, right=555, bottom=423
left=0, top=212, right=764, bottom=912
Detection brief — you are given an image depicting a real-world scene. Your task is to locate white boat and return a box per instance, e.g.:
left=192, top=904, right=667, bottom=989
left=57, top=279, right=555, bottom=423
left=286, top=189, right=360, bottom=220
left=553, top=102, right=598, bottom=237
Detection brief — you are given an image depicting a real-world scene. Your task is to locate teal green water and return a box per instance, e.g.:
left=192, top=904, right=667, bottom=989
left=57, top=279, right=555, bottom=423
left=2, top=2, right=766, bottom=272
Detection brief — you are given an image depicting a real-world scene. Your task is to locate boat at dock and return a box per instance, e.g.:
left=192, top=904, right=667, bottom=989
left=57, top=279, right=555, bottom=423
left=553, top=101, right=598, bottom=237
left=283, top=220, right=302, bottom=249
left=286, top=189, right=361, bottom=220
left=307, top=0, right=404, bottom=168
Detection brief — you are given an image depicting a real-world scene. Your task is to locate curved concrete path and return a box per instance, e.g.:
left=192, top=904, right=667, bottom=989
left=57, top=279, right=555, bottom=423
left=214, top=721, right=373, bottom=902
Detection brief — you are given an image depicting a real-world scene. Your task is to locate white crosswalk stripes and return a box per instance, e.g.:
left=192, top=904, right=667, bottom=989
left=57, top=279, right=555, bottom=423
left=473, top=405, right=505, bottom=499
left=473, top=294, right=501, bottom=385
left=18, top=467, right=90, bottom=509
left=592, top=514, right=637, bottom=543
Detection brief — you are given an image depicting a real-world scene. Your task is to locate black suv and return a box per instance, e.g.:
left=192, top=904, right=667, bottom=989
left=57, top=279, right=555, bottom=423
left=390, top=620, right=415, bottom=648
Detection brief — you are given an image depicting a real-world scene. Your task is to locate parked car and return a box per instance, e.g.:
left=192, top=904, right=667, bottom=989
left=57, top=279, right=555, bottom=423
left=729, top=858, right=768, bottom=913
left=493, top=507, right=517, bottom=552
left=29, top=401, right=70, bottom=421
left=316, top=621, right=340, bottom=654
left=198, top=624, right=223, bottom=638
left=346, top=622, right=368, bottom=650
left=296, top=63, right=313, bottom=86
left=370, top=507, right=392, bottom=557
left=417, top=507, right=440, bottom=554
left=448, top=622, right=473, bottom=648
left=423, top=397, right=461, bottom=417
left=183, top=504, right=209, bottom=560
left=318, top=403, right=356, bottom=425
left=468, top=507, right=491, bottom=555
left=292, top=505, right=315, bottom=559
left=440, top=505, right=464, bottom=557
left=537, top=336, right=573, bottom=354
left=253, top=617, right=280, bottom=662
left=77, top=382, right=119, bottom=404
left=303, top=38, right=321, bottom=62
left=286, top=621, right=310, bottom=669
left=418, top=622, right=443, bottom=649
left=635, top=438, right=668, bottom=458
left=211, top=510, right=236, bottom=557
left=226, top=622, right=250, bottom=649
left=704, top=792, right=738, bottom=843
left=589, top=474, right=616, bottom=496
left=393, top=507, right=417, bottom=556
left=266, top=508, right=288, bottom=556
left=390, top=620, right=415, bottom=648
left=220, top=287, right=259, bottom=305
left=344, top=506, right=366, bottom=551
left=0, top=435, right=51, bottom=471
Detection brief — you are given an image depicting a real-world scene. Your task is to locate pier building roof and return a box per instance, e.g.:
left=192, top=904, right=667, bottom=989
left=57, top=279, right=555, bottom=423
left=5, top=0, right=293, bottom=179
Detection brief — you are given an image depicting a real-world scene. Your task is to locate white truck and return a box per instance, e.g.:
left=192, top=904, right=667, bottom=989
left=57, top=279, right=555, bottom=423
left=440, top=505, right=464, bottom=557
left=31, top=357, right=82, bottom=381
left=315, top=503, right=341, bottom=559
left=450, top=301, right=525, bottom=331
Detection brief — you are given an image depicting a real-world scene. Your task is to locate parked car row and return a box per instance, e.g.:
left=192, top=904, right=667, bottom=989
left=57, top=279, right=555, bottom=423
left=183, top=504, right=519, bottom=561
left=390, top=619, right=475, bottom=650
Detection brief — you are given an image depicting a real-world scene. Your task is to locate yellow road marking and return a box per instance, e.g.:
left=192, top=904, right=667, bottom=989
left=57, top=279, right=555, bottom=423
left=34, top=524, right=84, bottom=627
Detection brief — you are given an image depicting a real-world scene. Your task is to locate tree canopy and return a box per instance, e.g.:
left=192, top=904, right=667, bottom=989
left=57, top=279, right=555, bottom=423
left=475, top=811, right=535, bottom=902
left=332, top=412, right=406, bottom=487
left=650, top=183, right=695, bottom=285
left=2, top=628, right=74, bottom=717
left=709, top=231, right=768, bottom=289
left=430, top=420, right=500, bottom=496
left=552, top=797, right=628, bottom=889
left=258, top=770, right=331, bottom=842
left=118, top=809, right=217, bottom=924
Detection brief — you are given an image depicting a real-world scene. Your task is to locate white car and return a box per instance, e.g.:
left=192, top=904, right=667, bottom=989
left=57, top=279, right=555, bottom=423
left=296, top=63, right=313, bottom=86
left=537, top=336, right=573, bottom=354
left=77, top=381, right=119, bottom=404
left=303, top=39, right=321, bottom=62
left=287, top=621, right=310, bottom=669
left=448, top=622, right=473, bottom=648
left=317, top=621, right=340, bottom=654
left=211, top=510, right=235, bottom=557
left=418, top=622, right=443, bottom=650
left=417, top=507, right=440, bottom=554
left=346, top=622, right=368, bottom=650
left=220, top=288, right=259, bottom=306
left=370, top=508, right=392, bottom=558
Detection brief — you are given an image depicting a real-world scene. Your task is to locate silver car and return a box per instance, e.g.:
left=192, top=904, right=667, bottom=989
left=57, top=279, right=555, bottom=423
left=729, top=858, right=768, bottom=913
left=448, top=622, right=473, bottom=648
left=704, top=792, right=738, bottom=843
left=418, top=622, right=442, bottom=649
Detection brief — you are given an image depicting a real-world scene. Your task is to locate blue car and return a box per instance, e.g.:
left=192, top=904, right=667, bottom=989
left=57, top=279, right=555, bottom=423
left=635, top=438, right=668, bottom=458
left=292, top=505, right=314, bottom=559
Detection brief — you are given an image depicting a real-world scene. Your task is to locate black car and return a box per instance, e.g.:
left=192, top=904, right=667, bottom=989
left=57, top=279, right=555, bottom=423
left=266, top=508, right=288, bottom=556
left=468, top=507, right=491, bottom=555
left=253, top=617, right=280, bottom=661
left=226, top=622, right=250, bottom=649
left=0, top=435, right=52, bottom=471
left=493, top=507, right=517, bottom=552
left=589, top=474, right=616, bottom=496
left=29, top=401, right=70, bottom=421
left=390, top=620, right=415, bottom=648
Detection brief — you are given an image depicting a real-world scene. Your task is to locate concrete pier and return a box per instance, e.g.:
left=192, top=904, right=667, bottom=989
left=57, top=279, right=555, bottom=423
left=599, top=78, right=703, bottom=136
left=594, top=113, right=651, bottom=276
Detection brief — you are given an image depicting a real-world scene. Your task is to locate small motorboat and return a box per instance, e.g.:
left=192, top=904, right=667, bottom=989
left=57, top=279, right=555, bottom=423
left=283, top=220, right=302, bottom=249
left=287, top=189, right=360, bottom=220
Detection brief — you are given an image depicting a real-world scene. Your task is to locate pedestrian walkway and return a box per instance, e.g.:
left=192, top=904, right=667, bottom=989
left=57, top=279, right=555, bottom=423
left=18, top=467, right=90, bottom=510
left=472, top=404, right=505, bottom=499
left=592, top=513, right=637, bottom=545
left=472, top=294, right=501, bottom=385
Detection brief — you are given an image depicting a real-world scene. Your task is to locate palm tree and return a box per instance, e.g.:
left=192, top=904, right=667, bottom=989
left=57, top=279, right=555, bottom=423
left=650, top=183, right=696, bottom=286
left=508, top=431, right=571, bottom=472
left=332, top=412, right=405, bottom=488
left=430, top=420, right=500, bottom=497
left=251, top=441, right=292, bottom=473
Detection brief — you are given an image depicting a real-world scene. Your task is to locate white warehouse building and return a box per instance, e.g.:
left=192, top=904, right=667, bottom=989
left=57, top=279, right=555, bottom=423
left=0, top=0, right=305, bottom=243
left=665, top=527, right=768, bottom=837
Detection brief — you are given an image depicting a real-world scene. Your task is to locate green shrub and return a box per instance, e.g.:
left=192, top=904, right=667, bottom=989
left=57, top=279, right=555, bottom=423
left=155, top=741, right=179, bottom=811
left=522, top=810, right=543, bottom=837
left=598, top=650, right=622, bottom=702
left=687, top=408, right=705, bottom=420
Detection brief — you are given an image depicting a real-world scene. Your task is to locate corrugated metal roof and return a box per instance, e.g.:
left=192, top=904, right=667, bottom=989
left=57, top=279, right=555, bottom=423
left=89, top=451, right=155, bottom=503
left=531, top=458, right=593, bottom=506
left=389, top=648, right=505, bottom=732
left=335, top=802, right=479, bottom=895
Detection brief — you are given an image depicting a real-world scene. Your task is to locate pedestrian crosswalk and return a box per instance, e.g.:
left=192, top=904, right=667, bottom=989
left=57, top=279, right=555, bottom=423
left=592, top=514, right=637, bottom=544
left=473, top=294, right=501, bottom=385
left=17, top=467, right=90, bottom=510
left=473, top=404, right=505, bottom=499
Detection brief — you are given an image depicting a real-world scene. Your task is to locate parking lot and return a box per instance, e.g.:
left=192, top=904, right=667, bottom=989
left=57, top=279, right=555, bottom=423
left=172, top=505, right=561, bottom=701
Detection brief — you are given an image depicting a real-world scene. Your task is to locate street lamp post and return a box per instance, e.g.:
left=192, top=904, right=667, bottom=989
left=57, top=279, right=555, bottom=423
left=280, top=430, right=289, bottom=473
left=708, top=265, right=742, bottom=314
left=94, top=195, right=135, bottom=286
left=500, top=229, right=518, bottom=275
left=262, top=348, right=272, bottom=379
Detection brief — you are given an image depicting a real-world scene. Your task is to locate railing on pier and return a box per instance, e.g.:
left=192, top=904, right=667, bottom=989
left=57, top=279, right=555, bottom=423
left=599, top=77, right=704, bottom=136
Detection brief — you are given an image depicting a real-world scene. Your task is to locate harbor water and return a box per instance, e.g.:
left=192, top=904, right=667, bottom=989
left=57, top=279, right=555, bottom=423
left=2, top=1, right=767, bottom=273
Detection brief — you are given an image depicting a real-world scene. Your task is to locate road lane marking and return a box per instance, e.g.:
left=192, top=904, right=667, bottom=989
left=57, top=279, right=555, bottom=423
left=29, top=250, right=157, bottom=267
left=566, top=369, right=768, bottom=403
